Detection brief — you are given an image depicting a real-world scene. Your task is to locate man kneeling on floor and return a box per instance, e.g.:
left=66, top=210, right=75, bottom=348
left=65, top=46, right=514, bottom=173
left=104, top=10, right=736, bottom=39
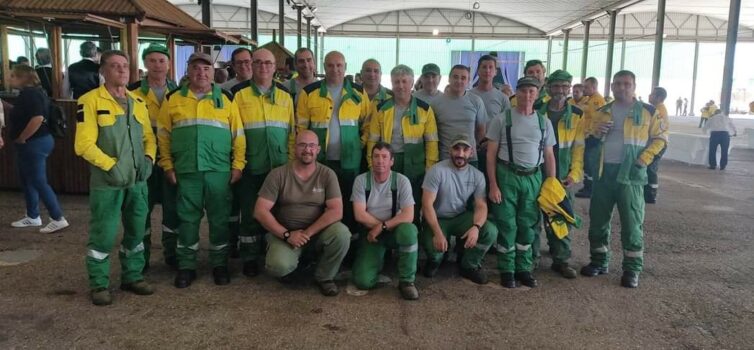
left=352, top=142, right=419, bottom=300
left=255, top=130, right=351, bottom=296
left=421, top=134, right=498, bottom=284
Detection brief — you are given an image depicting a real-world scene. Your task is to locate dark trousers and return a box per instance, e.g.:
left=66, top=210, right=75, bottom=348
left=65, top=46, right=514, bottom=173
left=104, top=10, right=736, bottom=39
left=15, top=135, right=63, bottom=220
left=709, top=131, right=730, bottom=169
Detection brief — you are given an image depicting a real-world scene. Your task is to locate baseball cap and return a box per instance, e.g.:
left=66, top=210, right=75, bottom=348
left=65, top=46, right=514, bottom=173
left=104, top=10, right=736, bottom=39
left=421, top=63, right=441, bottom=76
left=516, top=76, right=542, bottom=89
left=450, top=134, right=472, bottom=148
left=187, top=52, right=213, bottom=65
left=142, top=43, right=170, bottom=60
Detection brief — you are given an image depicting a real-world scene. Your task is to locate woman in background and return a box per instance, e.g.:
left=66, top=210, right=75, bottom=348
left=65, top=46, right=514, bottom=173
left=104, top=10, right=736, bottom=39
left=8, top=65, right=68, bottom=233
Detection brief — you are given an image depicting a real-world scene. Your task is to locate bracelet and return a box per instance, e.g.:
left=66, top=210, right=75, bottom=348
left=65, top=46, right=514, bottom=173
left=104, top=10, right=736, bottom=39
left=472, top=223, right=482, bottom=231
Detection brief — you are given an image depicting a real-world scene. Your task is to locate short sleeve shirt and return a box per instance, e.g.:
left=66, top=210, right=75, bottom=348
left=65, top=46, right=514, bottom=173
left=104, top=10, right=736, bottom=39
left=422, top=159, right=486, bottom=218
left=486, top=108, right=556, bottom=169
left=431, top=92, right=488, bottom=161
left=351, top=171, right=415, bottom=222
left=470, top=87, right=510, bottom=122
left=258, top=162, right=342, bottom=230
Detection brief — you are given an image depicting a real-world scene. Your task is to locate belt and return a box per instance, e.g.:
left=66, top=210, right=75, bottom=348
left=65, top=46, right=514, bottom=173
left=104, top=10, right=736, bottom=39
left=499, top=160, right=539, bottom=176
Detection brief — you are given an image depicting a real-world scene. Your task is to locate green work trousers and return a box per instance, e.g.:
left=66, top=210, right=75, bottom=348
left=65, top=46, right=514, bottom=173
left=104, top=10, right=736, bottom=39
left=325, top=160, right=359, bottom=230
left=352, top=223, right=419, bottom=289
left=490, top=164, right=542, bottom=273
left=143, top=163, right=179, bottom=264
left=176, top=171, right=232, bottom=270
left=265, top=222, right=351, bottom=281
left=421, top=211, right=497, bottom=270
left=532, top=191, right=573, bottom=266
left=588, top=164, right=645, bottom=272
left=86, top=182, right=148, bottom=289
left=238, top=172, right=267, bottom=262
left=392, top=153, right=424, bottom=225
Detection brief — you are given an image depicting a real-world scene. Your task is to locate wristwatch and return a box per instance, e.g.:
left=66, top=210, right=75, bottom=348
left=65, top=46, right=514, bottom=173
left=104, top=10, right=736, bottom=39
left=472, top=223, right=482, bottom=231
left=381, top=222, right=388, bottom=231
left=283, top=230, right=291, bottom=241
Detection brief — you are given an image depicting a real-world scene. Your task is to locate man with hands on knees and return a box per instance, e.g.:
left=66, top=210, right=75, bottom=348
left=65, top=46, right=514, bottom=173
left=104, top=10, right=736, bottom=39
left=351, top=142, right=419, bottom=300
left=255, top=130, right=351, bottom=296
left=421, top=134, right=498, bottom=284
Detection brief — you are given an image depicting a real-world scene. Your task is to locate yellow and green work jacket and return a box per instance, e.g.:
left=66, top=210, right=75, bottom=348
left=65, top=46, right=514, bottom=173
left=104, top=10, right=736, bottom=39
left=592, top=100, right=669, bottom=185
left=367, top=96, right=439, bottom=179
left=127, top=78, right=178, bottom=127
left=75, top=85, right=156, bottom=189
left=534, top=100, right=586, bottom=182
left=157, top=84, right=246, bottom=174
left=581, top=92, right=607, bottom=136
left=296, top=78, right=370, bottom=170
left=231, top=80, right=295, bottom=175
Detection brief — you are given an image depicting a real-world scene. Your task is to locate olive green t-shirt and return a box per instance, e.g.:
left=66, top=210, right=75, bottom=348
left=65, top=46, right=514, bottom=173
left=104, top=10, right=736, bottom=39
left=258, top=162, right=342, bottom=230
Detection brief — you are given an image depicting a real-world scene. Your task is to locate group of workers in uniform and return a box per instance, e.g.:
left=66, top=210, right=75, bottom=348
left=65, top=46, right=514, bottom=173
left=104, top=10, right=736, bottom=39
left=73, top=43, right=668, bottom=306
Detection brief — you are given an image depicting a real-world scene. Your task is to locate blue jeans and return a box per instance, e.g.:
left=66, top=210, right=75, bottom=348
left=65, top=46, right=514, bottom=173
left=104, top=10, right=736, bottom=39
left=15, top=135, right=63, bottom=220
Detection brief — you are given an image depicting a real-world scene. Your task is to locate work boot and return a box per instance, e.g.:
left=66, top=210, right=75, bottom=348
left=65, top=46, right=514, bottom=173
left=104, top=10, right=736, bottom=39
left=142, top=261, right=150, bottom=274
left=532, top=255, right=541, bottom=270
left=460, top=267, right=488, bottom=285
left=229, top=245, right=240, bottom=259
left=120, top=280, right=155, bottom=295
left=90, top=288, right=112, bottom=306
left=165, top=256, right=178, bottom=269
left=423, top=260, right=441, bottom=278
left=500, top=272, right=518, bottom=288
left=242, top=260, right=259, bottom=277
left=398, top=281, right=419, bottom=300
left=174, top=269, right=196, bottom=288
left=575, top=181, right=592, bottom=198
left=316, top=280, right=339, bottom=296
left=621, top=271, right=640, bottom=288
left=551, top=263, right=578, bottom=279
left=514, top=271, right=538, bottom=288
left=213, top=266, right=230, bottom=286
left=580, top=264, right=609, bottom=277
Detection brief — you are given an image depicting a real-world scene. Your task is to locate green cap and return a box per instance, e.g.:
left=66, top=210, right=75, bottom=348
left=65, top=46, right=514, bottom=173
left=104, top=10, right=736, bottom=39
left=548, top=69, right=573, bottom=83
left=516, top=76, right=541, bottom=89
left=142, top=43, right=170, bottom=60
left=421, top=63, right=441, bottom=76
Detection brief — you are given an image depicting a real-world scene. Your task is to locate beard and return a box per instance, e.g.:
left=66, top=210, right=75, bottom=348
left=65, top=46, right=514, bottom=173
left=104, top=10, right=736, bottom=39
left=452, top=156, right=469, bottom=168
left=298, top=152, right=315, bottom=164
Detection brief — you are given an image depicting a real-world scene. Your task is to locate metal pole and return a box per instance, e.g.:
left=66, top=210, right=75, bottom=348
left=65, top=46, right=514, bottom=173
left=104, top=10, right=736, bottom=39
left=721, top=0, right=742, bottom=114
left=604, top=10, right=618, bottom=98
left=562, top=29, right=571, bottom=70
left=250, top=0, right=258, bottom=44
left=546, top=36, right=553, bottom=73
left=320, top=31, right=325, bottom=73
left=306, top=16, right=312, bottom=48
left=296, top=5, right=303, bottom=50
left=581, top=20, right=592, bottom=81
left=690, top=16, right=700, bottom=116
left=651, top=0, right=666, bottom=89
left=313, top=25, right=320, bottom=70
left=395, top=11, right=400, bottom=66
left=279, top=0, right=285, bottom=47
left=620, top=14, right=626, bottom=70
left=471, top=12, right=476, bottom=52
left=201, top=0, right=211, bottom=27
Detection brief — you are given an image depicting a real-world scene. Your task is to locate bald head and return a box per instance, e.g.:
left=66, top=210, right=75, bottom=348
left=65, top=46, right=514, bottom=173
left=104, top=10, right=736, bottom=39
left=324, top=51, right=346, bottom=85
left=252, top=48, right=275, bottom=86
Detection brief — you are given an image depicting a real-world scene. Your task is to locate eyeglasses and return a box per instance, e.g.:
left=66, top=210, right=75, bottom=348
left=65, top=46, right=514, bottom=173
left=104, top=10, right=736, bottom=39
left=252, top=60, right=275, bottom=67
left=234, top=59, right=252, bottom=66
left=296, top=142, right=319, bottom=149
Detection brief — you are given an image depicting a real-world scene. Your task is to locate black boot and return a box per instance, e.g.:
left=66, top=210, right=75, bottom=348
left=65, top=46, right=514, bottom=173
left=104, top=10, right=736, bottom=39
left=575, top=179, right=592, bottom=198
left=174, top=269, right=196, bottom=288
left=213, top=266, right=231, bottom=285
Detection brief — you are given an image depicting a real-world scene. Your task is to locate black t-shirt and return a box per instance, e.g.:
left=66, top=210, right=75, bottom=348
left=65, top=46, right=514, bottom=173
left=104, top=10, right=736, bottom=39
left=9, top=86, right=50, bottom=140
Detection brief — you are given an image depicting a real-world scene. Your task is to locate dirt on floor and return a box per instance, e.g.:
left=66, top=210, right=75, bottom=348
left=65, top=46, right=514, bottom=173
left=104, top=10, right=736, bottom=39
left=1, top=150, right=753, bottom=349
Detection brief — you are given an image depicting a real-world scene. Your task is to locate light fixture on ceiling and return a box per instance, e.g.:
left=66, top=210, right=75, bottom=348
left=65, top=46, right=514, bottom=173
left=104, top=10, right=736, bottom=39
left=432, top=29, right=440, bottom=36
left=473, top=1, right=480, bottom=10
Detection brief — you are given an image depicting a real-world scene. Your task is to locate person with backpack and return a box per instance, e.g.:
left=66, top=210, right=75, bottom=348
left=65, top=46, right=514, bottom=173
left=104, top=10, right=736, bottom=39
left=7, top=65, right=68, bottom=233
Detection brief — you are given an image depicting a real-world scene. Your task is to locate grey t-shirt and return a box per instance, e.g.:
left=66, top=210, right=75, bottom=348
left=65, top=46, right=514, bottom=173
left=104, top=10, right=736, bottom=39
left=470, top=87, right=510, bottom=122
left=220, top=77, right=243, bottom=91
left=351, top=172, right=415, bottom=222
left=327, top=85, right=344, bottom=160
left=486, top=109, right=557, bottom=169
left=422, top=159, right=486, bottom=218
left=413, top=89, right=443, bottom=105
left=604, top=103, right=630, bottom=164
left=431, top=92, right=488, bottom=161
left=152, top=85, right=167, bottom=104
left=391, top=105, right=407, bottom=153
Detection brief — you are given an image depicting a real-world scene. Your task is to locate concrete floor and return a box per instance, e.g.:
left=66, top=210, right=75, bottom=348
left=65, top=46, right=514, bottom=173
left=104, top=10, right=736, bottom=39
left=1, top=122, right=753, bottom=348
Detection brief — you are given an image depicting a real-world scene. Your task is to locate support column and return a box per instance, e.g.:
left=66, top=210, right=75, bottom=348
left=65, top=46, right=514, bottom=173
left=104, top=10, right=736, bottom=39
left=546, top=36, right=553, bottom=73
left=306, top=16, right=312, bottom=48
left=471, top=12, right=476, bottom=52
left=296, top=5, right=303, bottom=50
left=49, top=25, right=64, bottom=99
left=604, top=10, right=618, bottom=98
left=1, top=25, right=11, bottom=91
left=320, top=31, right=325, bottom=73
left=167, top=35, right=176, bottom=81
left=279, top=0, right=285, bottom=48
left=250, top=0, right=258, bottom=44
left=721, top=0, right=742, bottom=115
left=562, top=29, right=571, bottom=71
left=313, top=25, right=320, bottom=69
left=651, top=0, right=666, bottom=89
left=395, top=11, right=400, bottom=66
left=581, top=20, right=592, bottom=80
left=125, top=22, right=140, bottom=84
left=201, top=0, right=212, bottom=27
left=690, top=16, right=700, bottom=116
